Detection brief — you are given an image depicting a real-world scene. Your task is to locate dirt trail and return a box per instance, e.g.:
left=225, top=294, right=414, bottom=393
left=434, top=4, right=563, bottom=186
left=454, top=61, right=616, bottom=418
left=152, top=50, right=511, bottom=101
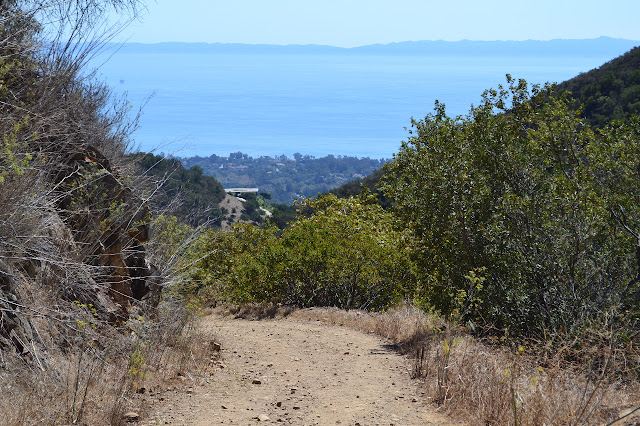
left=145, top=314, right=460, bottom=425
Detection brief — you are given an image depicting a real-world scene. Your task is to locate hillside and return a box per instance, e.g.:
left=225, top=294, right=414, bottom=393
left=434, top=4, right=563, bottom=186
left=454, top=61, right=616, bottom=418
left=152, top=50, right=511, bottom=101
left=0, top=1, right=156, bottom=341
left=557, top=45, right=640, bottom=126
left=134, top=153, right=227, bottom=227
left=3, top=2, right=640, bottom=420
left=0, top=2, right=210, bottom=424
left=180, top=152, right=388, bottom=204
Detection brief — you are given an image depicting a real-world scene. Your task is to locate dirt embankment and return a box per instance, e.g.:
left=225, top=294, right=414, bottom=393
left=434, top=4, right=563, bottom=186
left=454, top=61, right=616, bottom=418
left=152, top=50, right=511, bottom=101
left=143, top=313, right=461, bottom=425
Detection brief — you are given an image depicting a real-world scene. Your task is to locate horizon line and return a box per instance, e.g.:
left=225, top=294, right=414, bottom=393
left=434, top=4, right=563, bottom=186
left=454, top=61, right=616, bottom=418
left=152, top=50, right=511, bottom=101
left=115, top=36, right=640, bottom=49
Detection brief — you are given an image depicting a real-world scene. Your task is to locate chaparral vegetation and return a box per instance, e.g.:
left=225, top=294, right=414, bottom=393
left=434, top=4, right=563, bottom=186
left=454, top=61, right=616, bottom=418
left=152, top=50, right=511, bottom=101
left=2, top=0, right=640, bottom=421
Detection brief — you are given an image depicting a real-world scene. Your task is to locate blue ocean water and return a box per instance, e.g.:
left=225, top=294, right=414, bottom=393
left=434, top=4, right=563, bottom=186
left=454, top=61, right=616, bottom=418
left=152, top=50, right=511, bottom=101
left=93, top=45, right=630, bottom=159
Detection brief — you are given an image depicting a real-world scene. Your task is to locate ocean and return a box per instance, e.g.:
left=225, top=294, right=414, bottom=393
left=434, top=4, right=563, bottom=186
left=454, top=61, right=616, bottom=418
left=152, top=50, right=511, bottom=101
left=92, top=41, right=638, bottom=159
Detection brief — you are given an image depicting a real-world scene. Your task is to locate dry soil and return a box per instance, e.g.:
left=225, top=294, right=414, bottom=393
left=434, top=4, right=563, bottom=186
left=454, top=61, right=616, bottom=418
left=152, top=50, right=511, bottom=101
left=143, top=313, right=461, bottom=425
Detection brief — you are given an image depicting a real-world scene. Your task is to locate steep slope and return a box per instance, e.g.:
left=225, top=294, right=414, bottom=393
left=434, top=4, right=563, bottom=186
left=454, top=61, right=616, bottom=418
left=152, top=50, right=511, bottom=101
left=0, top=4, right=180, bottom=419
left=557, top=45, right=640, bottom=126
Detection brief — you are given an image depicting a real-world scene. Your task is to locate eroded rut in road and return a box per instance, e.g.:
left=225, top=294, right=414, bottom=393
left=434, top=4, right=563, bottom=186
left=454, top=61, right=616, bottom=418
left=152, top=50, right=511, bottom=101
left=145, top=313, right=460, bottom=425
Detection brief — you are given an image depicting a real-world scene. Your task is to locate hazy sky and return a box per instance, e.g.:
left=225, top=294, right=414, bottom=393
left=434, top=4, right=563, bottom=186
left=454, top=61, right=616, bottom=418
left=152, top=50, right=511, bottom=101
left=118, top=0, right=640, bottom=47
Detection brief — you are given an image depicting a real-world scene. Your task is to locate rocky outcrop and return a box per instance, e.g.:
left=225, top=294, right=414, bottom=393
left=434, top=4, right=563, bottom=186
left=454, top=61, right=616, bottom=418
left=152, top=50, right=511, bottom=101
left=0, top=142, right=160, bottom=364
left=52, top=145, right=157, bottom=320
left=0, top=265, right=40, bottom=362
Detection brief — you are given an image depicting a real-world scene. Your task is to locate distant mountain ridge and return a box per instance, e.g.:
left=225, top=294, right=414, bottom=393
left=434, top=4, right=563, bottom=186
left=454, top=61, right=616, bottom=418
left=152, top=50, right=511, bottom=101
left=112, top=37, right=639, bottom=56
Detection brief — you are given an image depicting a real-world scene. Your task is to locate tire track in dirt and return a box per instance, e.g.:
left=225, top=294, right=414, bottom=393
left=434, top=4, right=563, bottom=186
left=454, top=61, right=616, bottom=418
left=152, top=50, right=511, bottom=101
left=145, top=314, right=461, bottom=425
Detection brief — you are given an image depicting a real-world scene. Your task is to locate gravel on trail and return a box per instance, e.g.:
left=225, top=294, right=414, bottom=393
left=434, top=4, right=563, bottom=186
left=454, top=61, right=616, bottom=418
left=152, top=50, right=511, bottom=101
left=143, top=313, right=462, bottom=425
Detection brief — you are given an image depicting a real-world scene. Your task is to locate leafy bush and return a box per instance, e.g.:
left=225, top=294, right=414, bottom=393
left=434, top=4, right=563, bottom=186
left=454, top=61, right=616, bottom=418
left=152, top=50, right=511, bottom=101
left=189, top=192, right=417, bottom=310
left=383, top=76, right=640, bottom=338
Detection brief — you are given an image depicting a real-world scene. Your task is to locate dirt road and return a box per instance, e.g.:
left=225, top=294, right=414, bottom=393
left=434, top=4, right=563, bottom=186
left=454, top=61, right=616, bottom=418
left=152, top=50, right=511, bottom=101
left=145, top=313, right=459, bottom=425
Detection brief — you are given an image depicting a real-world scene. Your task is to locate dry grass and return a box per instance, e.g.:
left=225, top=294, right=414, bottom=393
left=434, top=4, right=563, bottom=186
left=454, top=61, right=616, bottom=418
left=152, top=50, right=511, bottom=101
left=0, top=309, right=217, bottom=426
left=220, top=302, right=296, bottom=320
left=286, top=303, right=640, bottom=425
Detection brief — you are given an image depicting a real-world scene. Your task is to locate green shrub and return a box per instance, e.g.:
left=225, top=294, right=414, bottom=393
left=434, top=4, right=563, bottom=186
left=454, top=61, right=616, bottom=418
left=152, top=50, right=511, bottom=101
left=189, top=192, right=417, bottom=310
left=383, top=76, right=640, bottom=337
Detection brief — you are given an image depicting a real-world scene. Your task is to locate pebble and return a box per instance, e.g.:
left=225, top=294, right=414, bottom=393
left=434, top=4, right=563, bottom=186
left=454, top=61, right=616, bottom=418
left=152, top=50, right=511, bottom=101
left=123, top=411, right=140, bottom=422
